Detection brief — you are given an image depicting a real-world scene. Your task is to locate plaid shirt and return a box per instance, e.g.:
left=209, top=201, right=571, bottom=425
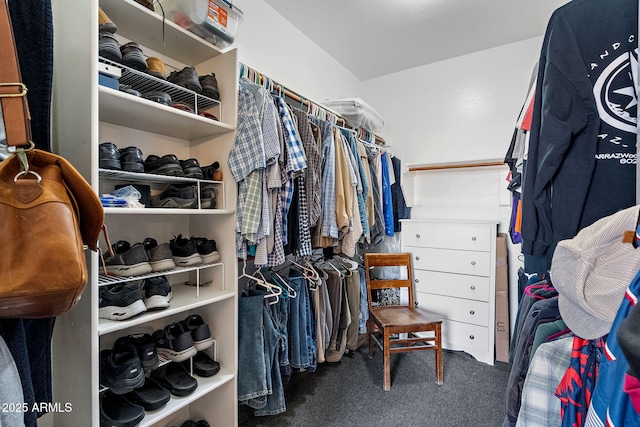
left=516, top=335, right=573, bottom=427
left=230, top=86, right=266, bottom=258
left=273, top=96, right=306, bottom=247
left=296, top=175, right=312, bottom=256
left=292, top=108, right=322, bottom=228
left=309, top=116, right=339, bottom=239
left=342, top=130, right=370, bottom=241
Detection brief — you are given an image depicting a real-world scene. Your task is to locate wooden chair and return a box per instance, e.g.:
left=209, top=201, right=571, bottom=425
left=364, top=252, right=443, bottom=390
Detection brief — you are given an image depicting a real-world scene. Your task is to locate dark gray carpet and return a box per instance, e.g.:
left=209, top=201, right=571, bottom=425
left=239, top=348, right=510, bottom=426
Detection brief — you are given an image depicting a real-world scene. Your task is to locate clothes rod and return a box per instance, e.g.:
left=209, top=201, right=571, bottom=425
left=239, top=62, right=386, bottom=146
left=407, top=160, right=506, bottom=171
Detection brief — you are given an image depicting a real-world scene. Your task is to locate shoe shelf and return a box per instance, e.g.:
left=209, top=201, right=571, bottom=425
left=99, top=86, right=234, bottom=140
left=97, top=261, right=224, bottom=287
left=139, top=368, right=235, bottom=427
left=99, top=287, right=234, bottom=336
left=100, top=0, right=226, bottom=66
left=100, top=57, right=222, bottom=118
left=99, top=168, right=228, bottom=211
left=103, top=207, right=235, bottom=215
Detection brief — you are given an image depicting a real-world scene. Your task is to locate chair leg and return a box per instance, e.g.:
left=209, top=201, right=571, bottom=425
left=435, top=324, right=443, bottom=385
left=367, top=318, right=374, bottom=359
left=383, top=329, right=391, bottom=391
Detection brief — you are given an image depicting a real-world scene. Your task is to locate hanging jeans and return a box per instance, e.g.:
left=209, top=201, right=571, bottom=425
left=253, top=301, right=286, bottom=416
left=238, top=293, right=270, bottom=403
left=288, top=269, right=317, bottom=372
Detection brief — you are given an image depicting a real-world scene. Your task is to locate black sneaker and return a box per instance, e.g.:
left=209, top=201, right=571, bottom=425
left=118, top=146, right=145, bottom=173
left=144, top=154, right=184, bottom=176
left=99, top=283, right=147, bottom=321
left=103, top=240, right=153, bottom=277
left=99, top=31, right=122, bottom=63
left=114, top=333, right=159, bottom=371
left=150, top=184, right=198, bottom=209
left=180, top=314, right=213, bottom=351
left=201, top=161, right=221, bottom=180
left=120, top=41, right=148, bottom=72
left=99, top=341, right=145, bottom=394
left=142, top=90, right=172, bottom=106
left=153, top=322, right=197, bottom=362
left=180, top=158, right=203, bottom=179
left=141, top=275, right=172, bottom=310
left=99, top=142, right=121, bottom=170
left=168, top=66, right=202, bottom=93
left=193, top=237, right=221, bottom=263
left=200, top=184, right=216, bottom=209
left=199, top=73, right=220, bottom=100
left=142, top=238, right=176, bottom=271
left=170, top=234, right=203, bottom=266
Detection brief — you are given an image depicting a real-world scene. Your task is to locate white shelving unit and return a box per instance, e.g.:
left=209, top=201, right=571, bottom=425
left=50, top=1, right=238, bottom=426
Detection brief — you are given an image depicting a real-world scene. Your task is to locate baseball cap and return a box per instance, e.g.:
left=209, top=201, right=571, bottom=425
left=550, top=205, right=640, bottom=339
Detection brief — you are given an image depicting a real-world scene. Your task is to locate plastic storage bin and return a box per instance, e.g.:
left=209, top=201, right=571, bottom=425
left=159, top=0, right=244, bottom=48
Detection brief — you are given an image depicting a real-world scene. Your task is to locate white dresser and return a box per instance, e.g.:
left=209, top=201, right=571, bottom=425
left=401, top=219, right=498, bottom=365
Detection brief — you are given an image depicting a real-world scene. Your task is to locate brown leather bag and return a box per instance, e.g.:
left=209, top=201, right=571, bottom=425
left=0, top=1, right=104, bottom=318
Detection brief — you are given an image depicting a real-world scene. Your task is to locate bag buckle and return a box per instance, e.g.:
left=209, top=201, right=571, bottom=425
left=5, top=141, right=35, bottom=177
left=0, top=82, right=28, bottom=98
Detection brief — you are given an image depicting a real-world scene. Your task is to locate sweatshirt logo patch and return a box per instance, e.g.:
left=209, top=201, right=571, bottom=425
left=593, top=48, right=638, bottom=135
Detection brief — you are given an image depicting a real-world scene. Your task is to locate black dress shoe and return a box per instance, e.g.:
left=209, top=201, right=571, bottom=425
left=99, top=142, right=121, bottom=170
left=180, top=158, right=203, bottom=179
left=168, top=67, right=202, bottom=93
left=199, top=73, right=219, bottom=100
left=119, top=146, right=145, bottom=173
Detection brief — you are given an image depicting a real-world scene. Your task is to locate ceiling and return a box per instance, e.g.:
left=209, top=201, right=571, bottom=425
left=264, top=0, right=569, bottom=81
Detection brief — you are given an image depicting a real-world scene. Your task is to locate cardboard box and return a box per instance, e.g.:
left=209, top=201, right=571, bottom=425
left=495, top=233, right=510, bottom=363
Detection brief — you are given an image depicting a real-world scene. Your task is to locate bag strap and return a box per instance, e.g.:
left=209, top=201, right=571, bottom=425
left=0, top=0, right=32, bottom=147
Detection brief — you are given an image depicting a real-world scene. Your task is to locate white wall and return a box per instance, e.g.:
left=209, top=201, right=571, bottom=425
left=358, top=37, right=546, bottom=333
left=233, top=0, right=361, bottom=106
left=359, top=37, right=543, bottom=162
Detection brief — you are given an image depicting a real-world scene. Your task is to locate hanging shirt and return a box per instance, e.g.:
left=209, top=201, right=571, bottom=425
left=309, top=116, right=339, bottom=241
left=229, top=85, right=266, bottom=259
left=291, top=108, right=322, bottom=228
left=381, top=151, right=394, bottom=236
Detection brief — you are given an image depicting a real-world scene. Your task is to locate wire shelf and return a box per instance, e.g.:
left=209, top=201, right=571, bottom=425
left=99, top=57, right=221, bottom=117
left=98, top=262, right=223, bottom=286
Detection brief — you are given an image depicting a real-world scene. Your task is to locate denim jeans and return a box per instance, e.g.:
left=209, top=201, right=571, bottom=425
left=288, top=269, right=317, bottom=372
left=238, top=294, right=268, bottom=402
left=359, top=267, right=369, bottom=334
left=273, top=297, right=291, bottom=383
left=254, top=301, right=286, bottom=416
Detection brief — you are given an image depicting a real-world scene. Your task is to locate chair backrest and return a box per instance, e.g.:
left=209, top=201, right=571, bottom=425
left=364, top=252, right=415, bottom=311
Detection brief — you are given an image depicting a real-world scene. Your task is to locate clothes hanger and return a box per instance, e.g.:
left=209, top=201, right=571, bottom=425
left=239, top=259, right=281, bottom=303
left=268, top=269, right=297, bottom=299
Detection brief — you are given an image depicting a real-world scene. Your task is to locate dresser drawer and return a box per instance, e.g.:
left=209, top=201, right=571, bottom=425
left=411, top=247, right=491, bottom=277
left=403, top=222, right=492, bottom=252
left=416, top=292, right=489, bottom=327
left=441, top=320, right=489, bottom=353
left=413, top=270, right=490, bottom=302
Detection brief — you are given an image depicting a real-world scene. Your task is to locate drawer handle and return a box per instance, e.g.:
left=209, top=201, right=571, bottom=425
left=471, top=236, right=477, bottom=241
left=416, top=234, right=421, bottom=238
left=470, top=310, right=475, bottom=315
left=415, top=256, right=420, bottom=261
left=414, top=278, right=419, bottom=283
left=470, top=285, right=476, bottom=290
left=469, top=335, right=475, bottom=340
left=471, top=261, right=476, bottom=266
